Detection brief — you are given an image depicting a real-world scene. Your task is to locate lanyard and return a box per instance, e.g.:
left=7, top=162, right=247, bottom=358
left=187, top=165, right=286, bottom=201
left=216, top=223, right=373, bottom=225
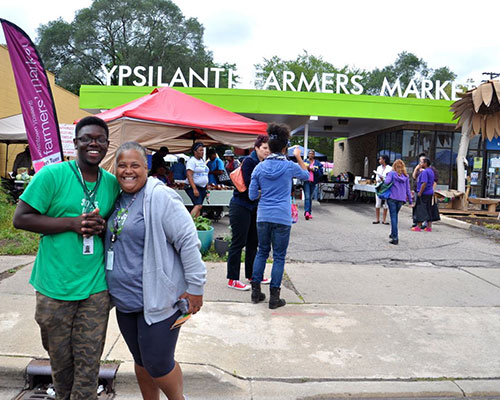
left=69, top=161, right=102, bottom=212
left=110, top=192, right=138, bottom=244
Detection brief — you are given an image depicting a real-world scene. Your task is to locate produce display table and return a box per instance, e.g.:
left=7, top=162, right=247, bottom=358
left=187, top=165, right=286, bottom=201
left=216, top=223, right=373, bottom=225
left=353, top=183, right=377, bottom=193
left=317, top=183, right=350, bottom=201
left=176, top=189, right=233, bottom=207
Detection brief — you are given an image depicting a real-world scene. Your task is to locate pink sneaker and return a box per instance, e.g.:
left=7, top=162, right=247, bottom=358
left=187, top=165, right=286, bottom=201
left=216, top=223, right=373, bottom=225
left=411, top=226, right=422, bottom=232
left=305, top=212, right=311, bottom=220
left=424, top=227, right=432, bottom=232
left=227, top=280, right=250, bottom=291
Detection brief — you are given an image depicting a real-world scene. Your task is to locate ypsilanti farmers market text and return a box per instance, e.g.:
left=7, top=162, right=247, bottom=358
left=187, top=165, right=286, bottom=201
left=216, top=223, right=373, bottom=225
left=101, top=65, right=469, bottom=101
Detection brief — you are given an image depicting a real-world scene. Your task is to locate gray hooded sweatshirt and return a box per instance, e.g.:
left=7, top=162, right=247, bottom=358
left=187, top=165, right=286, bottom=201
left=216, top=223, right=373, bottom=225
left=142, top=177, right=206, bottom=325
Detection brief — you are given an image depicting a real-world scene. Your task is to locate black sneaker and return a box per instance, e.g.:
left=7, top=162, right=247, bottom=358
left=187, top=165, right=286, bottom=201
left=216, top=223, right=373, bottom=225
left=389, top=239, right=399, bottom=245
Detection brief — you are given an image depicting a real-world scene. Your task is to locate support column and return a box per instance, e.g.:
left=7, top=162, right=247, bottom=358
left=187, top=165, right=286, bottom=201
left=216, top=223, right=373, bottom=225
left=303, top=123, right=309, bottom=160
left=456, top=117, right=471, bottom=194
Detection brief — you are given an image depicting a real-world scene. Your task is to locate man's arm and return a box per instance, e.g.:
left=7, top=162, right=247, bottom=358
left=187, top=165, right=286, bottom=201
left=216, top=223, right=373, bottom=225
left=13, top=200, right=104, bottom=237
left=412, top=165, right=421, bottom=180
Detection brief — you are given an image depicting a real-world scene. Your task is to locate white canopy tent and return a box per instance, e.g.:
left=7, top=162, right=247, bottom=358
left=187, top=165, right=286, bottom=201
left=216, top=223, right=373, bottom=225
left=0, top=114, right=76, bottom=174
left=0, top=114, right=28, bottom=142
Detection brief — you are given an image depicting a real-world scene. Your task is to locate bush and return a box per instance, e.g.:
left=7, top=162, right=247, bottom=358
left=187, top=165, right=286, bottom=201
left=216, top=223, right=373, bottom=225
left=0, top=189, right=39, bottom=255
left=192, top=216, right=212, bottom=231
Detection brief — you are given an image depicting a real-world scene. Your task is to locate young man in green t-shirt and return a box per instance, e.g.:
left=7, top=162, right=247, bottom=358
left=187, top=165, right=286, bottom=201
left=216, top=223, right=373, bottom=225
left=13, top=116, right=120, bottom=400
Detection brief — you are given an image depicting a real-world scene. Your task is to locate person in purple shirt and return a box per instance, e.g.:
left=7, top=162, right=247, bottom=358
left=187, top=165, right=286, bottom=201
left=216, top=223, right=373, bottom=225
left=384, top=160, right=413, bottom=245
left=412, top=158, right=435, bottom=232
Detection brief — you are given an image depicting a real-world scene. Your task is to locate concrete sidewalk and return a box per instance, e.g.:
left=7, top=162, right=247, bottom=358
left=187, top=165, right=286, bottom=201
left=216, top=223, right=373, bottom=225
left=1, top=255, right=500, bottom=399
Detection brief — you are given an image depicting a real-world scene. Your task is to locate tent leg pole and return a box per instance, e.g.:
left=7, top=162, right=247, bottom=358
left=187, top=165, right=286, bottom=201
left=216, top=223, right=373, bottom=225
left=304, top=123, right=309, bottom=160
left=4, top=143, right=9, bottom=177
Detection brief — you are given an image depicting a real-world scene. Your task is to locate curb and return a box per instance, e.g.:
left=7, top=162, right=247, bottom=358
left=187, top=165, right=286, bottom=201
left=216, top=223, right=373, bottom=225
left=402, top=205, right=500, bottom=240
left=114, top=361, right=500, bottom=399
left=0, top=356, right=28, bottom=389
left=439, top=215, right=500, bottom=240
left=3, top=358, right=500, bottom=399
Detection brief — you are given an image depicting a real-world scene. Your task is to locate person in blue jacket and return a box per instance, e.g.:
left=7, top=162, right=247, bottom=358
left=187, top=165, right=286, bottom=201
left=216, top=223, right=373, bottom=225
left=303, top=149, right=324, bottom=220
left=249, top=123, right=309, bottom=309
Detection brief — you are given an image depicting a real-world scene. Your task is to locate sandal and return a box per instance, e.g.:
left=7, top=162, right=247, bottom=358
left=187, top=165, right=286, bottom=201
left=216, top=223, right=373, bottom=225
left=382, top=222, right=390, bottom=225
left=372, top=221, right=380, bottom=224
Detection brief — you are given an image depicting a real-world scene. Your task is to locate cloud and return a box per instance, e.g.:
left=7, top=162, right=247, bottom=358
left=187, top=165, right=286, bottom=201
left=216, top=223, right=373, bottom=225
left=203, top=14, right=253, bottom=47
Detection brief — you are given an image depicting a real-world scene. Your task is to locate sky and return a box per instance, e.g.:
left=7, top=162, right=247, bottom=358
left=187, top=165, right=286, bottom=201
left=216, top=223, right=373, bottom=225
left=1, top=0, right=499, bottom=89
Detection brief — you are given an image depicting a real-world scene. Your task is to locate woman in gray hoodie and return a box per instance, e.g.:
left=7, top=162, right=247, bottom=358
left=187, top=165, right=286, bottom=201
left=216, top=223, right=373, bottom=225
left=105, top=142, right=206, bottom=400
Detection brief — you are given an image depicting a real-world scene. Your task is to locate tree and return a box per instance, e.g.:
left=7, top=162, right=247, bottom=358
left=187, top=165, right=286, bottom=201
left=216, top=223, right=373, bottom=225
left=364, top=52, right=457, bottom=97
left=37, top=0, right=235, bottom=93
left=254, top=51, right=363, bottom=93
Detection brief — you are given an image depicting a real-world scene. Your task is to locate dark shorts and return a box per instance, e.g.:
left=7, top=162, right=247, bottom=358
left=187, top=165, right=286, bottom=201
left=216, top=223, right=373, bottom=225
left=116, top=310, right=181, bottom=378
left=185, top=185, right=207, bottom=205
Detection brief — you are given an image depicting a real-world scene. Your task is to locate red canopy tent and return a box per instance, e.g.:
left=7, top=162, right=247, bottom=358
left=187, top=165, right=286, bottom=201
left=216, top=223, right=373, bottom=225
left=93, top=87, right=267, bottom=171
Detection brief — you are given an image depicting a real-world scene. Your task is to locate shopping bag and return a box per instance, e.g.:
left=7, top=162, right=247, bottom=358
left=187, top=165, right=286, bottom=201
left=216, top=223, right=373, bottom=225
left=217, top=168, right=231, bottom=185
left=431, top=195, right=441, bottom=222
left=291, top=197, right=299, bottom=224
left=230, top=166, right=246, bottom=192
left=376, top=182, right=393, bottom=200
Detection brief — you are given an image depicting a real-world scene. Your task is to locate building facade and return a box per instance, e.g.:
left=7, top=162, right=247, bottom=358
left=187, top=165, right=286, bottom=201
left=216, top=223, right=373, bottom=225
left=78, top=84, right=499, bottom=198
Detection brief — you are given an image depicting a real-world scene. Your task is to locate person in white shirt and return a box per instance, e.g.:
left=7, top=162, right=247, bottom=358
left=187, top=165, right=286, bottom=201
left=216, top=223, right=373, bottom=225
left=185, top=142, right=209, bottom=218
left=373, top=155, right=392, bottom=224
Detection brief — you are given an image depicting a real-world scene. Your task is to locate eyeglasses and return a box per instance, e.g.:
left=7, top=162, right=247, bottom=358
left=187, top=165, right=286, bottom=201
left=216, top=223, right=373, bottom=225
left=76, top=136, right=108, bottom=145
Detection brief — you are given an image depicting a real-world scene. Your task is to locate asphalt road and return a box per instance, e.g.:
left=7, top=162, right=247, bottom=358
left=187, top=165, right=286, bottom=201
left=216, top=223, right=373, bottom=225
left=213, top=200, right=498, bottom=268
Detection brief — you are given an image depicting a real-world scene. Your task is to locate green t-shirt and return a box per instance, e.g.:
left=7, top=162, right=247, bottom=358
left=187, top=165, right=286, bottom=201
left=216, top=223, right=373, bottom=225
left=20, top=160, right=120, bottom=300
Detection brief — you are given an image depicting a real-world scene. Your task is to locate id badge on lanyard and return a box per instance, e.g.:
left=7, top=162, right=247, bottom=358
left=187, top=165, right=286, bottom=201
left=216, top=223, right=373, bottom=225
left=83, top=236, right=94, bottom=255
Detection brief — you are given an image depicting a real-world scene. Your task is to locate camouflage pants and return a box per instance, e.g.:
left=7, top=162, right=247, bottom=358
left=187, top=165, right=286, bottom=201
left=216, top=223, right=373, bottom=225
left=35, top=290, right=110, bottom=400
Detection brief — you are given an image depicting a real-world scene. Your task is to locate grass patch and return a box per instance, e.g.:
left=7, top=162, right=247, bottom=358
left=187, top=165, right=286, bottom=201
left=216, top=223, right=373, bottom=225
left=201, top=247, right=273, bottom=264
left=202, top=247, right=227, bottom=262
left=485, top=223, right=500, bottom=231
left=0, top=189, right=39, bottom=255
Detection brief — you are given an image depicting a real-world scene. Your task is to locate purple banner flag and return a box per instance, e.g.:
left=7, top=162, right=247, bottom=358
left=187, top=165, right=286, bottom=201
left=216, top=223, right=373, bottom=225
left=1, top=19, right=63, bottom=172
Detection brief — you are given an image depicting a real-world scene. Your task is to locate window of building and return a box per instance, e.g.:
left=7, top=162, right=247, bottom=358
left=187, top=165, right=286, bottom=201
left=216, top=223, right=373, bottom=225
left=402, top=130, right=418, bottom=170
left=435, top=131, right=453, bottom=188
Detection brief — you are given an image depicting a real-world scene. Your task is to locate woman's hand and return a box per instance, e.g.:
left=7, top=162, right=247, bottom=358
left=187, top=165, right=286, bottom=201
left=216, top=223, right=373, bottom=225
left=193, top=188, right=200, bottom=197
left=293, top=147, right=302, bottom=159
left=179, top=292, right=203, bottom=314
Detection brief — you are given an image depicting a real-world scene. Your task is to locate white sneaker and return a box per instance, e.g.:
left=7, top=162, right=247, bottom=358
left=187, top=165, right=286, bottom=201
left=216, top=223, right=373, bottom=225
left=227, top=280, right=250, bottom=291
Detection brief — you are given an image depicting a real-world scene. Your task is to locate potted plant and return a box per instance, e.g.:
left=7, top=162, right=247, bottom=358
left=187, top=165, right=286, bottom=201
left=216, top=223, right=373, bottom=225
left=193, top=216, right=214, bottom=254
left=214, top=230, right=231, bottom=257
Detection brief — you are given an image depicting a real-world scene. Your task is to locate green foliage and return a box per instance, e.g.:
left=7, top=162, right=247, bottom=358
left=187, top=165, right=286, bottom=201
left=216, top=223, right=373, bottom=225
left=0, top=189, right=39, bottom=255
left=254, top=50, right=357, bottom=92
left=364, top=51, right=456, bottom=96
left=192, top=216, right=212, bottom=231
left=255, top=50, right=458, bottom=99
left=290, top=136, right=333, bottom=160
left=36, top=0, right=235, bottom=93
left=202, top=246, right=227, bottom=262
left=485, top=223, right=500, bottom=231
